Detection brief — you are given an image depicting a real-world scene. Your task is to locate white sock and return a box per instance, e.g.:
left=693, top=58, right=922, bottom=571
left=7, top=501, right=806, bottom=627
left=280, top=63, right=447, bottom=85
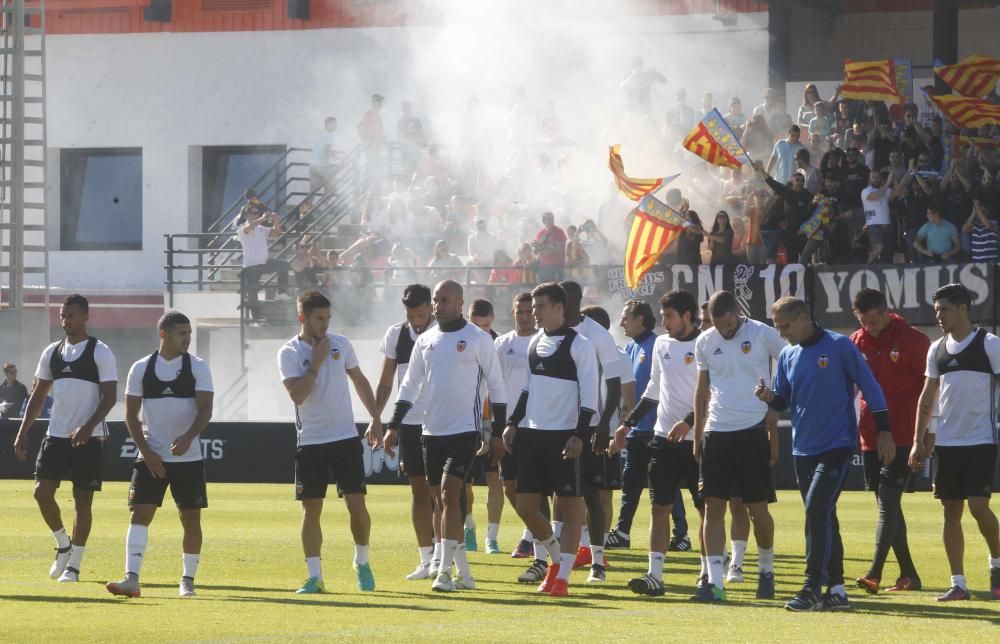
left=453, top=544, right=472, bottom=579
left=464, top=516, right=475, bottom=530
left=731, top=540, right=748, bottom=568
left=708, top=555, right=725, bottom=588
left=557, top=553, right=574, bottom=580
left=440, top=539, right=458, bottom=573
left=580, top=526, right=591, bottom=547
left=521, top=528, right=533, bottom=541
left=67, top=545, right=85, bottom=571
left=648, top=552, right=664, bottom=581
left=52, top=528, right=71, bottom=550
left=354, top=544, right=369, bottom=566
left=551, top=521, right=563, bottom=539
left=306, top=556, right=322, bottom=580
left=990, top=554, right=1000, bottom=568
left=487, top=523, right=499, bottom=542
left=432, top=541, right=443, bottom=563
left=590, top=545, right=605, bottom=565
left=541, top=535, right=561, bottom=563
left=418, top=546, right=433, bottom=565
left=700, top=555, right=709, bottom=577
left=951, top=574, right=967, bottom=589
left=533, top=540, right=546, bottom=561
left=182, top=553, right=200, bottom=579
left=829, top=583, right=846, bottom=597
left=759, top=547, right=774, bottom=573
left=125, top=524, right=148, bottom=577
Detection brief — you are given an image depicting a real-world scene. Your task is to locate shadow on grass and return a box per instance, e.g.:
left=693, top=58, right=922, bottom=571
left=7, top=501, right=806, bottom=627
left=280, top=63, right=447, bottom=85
left=197, top=595, right=449, bottom=610
left=0, top=594, right=129, bottom=605
left=851, top=597, right=1000, bottom=623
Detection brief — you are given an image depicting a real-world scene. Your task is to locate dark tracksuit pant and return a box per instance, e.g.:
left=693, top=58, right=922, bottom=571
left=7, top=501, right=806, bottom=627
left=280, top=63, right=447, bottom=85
left=616, top=433, right=688, bottom=537
left=794, top=446, right=852, bottom=591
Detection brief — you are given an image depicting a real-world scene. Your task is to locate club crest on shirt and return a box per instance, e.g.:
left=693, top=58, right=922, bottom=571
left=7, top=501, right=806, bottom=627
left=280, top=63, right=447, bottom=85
left=296, top=482, right=304, bottom=496
left=457, top=340, right=467, bottom=353
left=889, top=348, right=900, bottom=363
left=331, top=348, right=341, bottom=361
left=741, top=341, right=752, bottom=354
left=818, top=354, right=829, bottom=368
left=639, top=350, right=646, bottom=363
left=684, top=352, right=695, bottom=365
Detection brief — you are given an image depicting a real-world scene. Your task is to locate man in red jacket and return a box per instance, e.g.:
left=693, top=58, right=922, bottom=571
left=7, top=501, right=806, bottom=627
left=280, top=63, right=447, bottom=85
left=850, top=288, right=929, bottom=594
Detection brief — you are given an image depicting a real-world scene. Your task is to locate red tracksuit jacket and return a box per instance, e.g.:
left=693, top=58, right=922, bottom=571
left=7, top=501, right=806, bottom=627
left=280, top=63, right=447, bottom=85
left=850, top=313, right=931, bottom=451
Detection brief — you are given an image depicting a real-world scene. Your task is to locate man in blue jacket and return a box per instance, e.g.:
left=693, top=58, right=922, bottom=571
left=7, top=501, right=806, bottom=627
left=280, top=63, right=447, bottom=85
left=756, top=296, right=894, bottom=612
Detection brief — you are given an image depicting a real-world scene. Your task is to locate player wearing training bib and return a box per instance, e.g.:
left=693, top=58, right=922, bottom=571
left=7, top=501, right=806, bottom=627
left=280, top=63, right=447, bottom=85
left=278, top=291, right=383, bottom=595
left=909, top=283, right=1000, bottom=602
left=14, top=294, right=118, bottom=584
left=106, top=311, right=214, bottom=599
left=495, top=292, right=537, bottom=559
left=693, top=290, right=784, bottom=603
left=619, top=290, right=704, bottom=598
left=504, top=282, right=599, bottom=598
left=758, top=297, right=890, bottom=612
left=375, top=284, right=438, bottom=580
left=387, top=280, right=507, bottom=593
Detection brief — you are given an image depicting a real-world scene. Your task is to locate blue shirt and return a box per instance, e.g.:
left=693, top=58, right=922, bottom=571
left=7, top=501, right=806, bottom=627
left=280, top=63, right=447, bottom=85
left=772, top=326, right=887, bottom=457
left=625, top=330, right=657, bottom=434
left=917, top=219, right=958, bottom=255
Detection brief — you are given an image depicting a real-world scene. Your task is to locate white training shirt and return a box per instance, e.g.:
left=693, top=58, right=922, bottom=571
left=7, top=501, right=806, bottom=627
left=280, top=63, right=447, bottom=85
left=524, top=329, right=599, bottom=430
left=574, top=315, right=622, bottom=426
left=278, top=333, right=360, bottom=446
left=610, top=346, right=636, bottom=428
left=925, top=329, right=1000, bottom=447
left=643, top=331, right=700, bottom=440
left=861, top=186, right=892, bottom=226
left=35, top=338, right=118, bottom=438
left=396, top=320, right=506, bottom=437
left=378, top=319, right=437, bottom=425
left=695, top=318, right=786, bottom=432
left=495, top=330, right=533, bottom=422
left=125, top=353, right=214, bottom=462
left=237, top=223, right=270, bottom=268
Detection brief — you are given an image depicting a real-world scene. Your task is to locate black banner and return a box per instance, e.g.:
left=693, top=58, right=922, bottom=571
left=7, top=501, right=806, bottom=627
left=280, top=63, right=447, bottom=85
left=809, top=262, right=995, bottom=327
left=0, top=420, right=406, bottom=486
left=597, top=263, right=807, bottom=321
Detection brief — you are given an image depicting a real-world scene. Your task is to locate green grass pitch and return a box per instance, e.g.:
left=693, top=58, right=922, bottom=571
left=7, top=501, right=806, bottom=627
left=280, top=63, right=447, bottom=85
left=0, top=481, right=997, bottom=642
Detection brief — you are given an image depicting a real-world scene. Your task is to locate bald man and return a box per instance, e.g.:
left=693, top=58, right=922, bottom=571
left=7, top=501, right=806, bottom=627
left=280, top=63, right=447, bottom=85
left=388, top=281, right=508, bottom=592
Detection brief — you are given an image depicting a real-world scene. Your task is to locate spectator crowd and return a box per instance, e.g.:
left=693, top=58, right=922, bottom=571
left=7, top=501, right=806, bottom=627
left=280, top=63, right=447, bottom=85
left=244, top=62, right=1000, bottom=311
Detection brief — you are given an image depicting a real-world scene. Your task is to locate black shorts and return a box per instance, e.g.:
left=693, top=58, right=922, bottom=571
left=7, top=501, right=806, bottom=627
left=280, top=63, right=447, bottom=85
left=398, top=424, right=426, bottom=478
left=934, top=444, right=997, bottom=500
left=862, top=448, right=914, bottom=494
left=700, top=423, right=775, bottom=504
left=422, top=431, right=479, bottom=487
left=648, top=436, right=703, bottom=510
left=499, top=449, right=517, bottom=482
left=34, top=436, right=103, bottom=491
left=582, top=448, right=622, bottom=490
left=515, top=428, right=582, bottom=498
left=129, top=460, right=207, bottom=509
left=295, top=437, right=367, bottom=500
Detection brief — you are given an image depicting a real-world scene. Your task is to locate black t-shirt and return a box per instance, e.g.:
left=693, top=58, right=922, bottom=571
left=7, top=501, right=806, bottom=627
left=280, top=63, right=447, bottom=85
left=941, top=183, right=972, bottom=228
left=870, top=138, right=894, bottom=173
left=904, top=187, right=934, bottom=230
left=840, top=163, right=870, bottom=208
left=676, top=229, right=704, bottom=265
left=710, top=228, right=735, bottom=264
left=899, top=139, right=930, bottom=165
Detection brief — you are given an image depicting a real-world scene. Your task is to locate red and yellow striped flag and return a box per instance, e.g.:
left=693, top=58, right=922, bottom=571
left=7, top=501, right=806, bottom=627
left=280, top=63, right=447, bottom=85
left=625, top=194, right=685, bottom=289
left=930, top=94, right=1000, bottom=129
left=840, top=59, right=903, bottom=105
left=935, top=55, right=1000, bottom=98
left=608, top=145, right=678, bottom=201
left=681, top=108, right=751, bottom=170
